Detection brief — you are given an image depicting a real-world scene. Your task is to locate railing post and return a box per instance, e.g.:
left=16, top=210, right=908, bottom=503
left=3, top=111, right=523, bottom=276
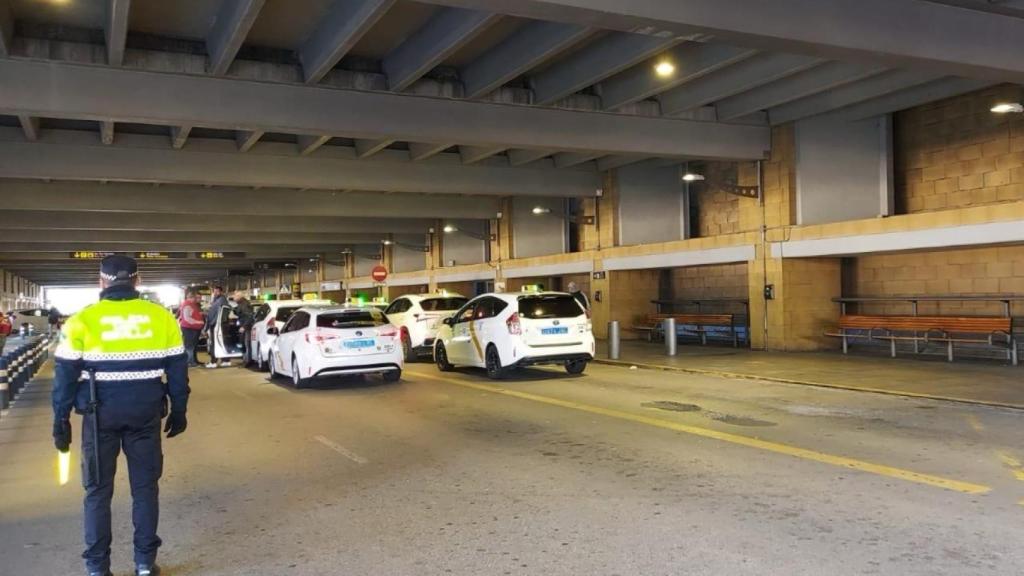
left=664, top=317, right=677, bottom=357
left=607, top=321, right=621, bottom=360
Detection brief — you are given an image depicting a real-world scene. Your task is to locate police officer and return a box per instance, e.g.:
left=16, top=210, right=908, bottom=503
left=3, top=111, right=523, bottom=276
left=52, top=255, right=190, bottom=576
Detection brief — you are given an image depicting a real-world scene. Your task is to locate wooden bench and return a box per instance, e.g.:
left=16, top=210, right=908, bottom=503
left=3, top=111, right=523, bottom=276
left=825, top=314, right=1017, bottom=365
left=632, top=314, right=740, bottom=347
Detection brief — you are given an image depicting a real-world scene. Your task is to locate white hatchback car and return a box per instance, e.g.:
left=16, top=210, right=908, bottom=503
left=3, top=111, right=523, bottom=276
left=384, top=293, right=469, bottom=361
left=250, top=299, right=334, bottom=371
left=268, top=306, right=403, bottom=388
left=433, top=291, right=594, bottom=379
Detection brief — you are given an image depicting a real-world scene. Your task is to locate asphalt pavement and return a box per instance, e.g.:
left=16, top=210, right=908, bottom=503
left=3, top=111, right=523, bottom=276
left=1, top=358, right=1022, bottom=575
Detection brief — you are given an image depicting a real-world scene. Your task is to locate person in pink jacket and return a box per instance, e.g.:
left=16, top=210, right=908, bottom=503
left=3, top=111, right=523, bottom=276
left=177, top=289, right=205, bottom=368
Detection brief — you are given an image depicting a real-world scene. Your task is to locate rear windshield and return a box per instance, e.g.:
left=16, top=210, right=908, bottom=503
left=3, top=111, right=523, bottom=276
left=317, top=311, right=382, bottom=329
left=275, top=306, right=301, bottom=322
left=420, top=297, right=469, bottom=312
left=518, top=295, right=584, bottom=319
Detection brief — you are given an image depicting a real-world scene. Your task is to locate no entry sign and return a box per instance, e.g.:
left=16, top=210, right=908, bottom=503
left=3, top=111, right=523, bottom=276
left=371, top=265, right=388, bottom=283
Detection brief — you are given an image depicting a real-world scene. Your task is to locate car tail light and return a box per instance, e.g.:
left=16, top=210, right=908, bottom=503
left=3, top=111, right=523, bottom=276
left=378, top=325, right=399, bottom=339
left=305, top=330, right=340, bottom=344
left=506, top=312, right=521, bottom=335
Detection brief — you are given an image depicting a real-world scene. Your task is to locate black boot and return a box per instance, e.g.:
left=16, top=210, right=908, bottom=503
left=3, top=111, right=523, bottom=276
left=136, top=565, right=161, bottom=576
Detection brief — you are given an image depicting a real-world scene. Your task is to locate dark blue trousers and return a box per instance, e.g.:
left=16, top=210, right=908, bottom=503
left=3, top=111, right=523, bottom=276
left=81, top=408, right=163, bottom=573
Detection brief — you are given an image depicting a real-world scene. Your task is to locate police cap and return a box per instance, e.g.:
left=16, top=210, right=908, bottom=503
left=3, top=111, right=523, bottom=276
left=99, top=255, right=139, bottom=285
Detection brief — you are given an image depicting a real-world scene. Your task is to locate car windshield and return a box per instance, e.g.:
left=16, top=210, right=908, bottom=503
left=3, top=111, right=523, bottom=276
left=518, top=295, right=583, bottom=319
left=274, top=306, right=301, bottom=322
left=420, top=297, right=468, bottom=311
left=316, top=311, right=382, bottom=329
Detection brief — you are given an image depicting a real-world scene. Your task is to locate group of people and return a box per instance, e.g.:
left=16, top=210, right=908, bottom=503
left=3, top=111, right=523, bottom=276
left=175, top=285, right=255, bottom=369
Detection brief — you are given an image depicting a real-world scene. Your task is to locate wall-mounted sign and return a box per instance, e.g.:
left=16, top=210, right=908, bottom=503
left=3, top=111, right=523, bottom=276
left=320, top=281, right=342, bottom=292
left=135, top=251, right=188, bottom=259
left=69, top=251, right=119, bottom=259
left=196, top=251, right=246, bottom=259
left=592, top=271, right=607, bottom=280
left=228, top=269, right=255, bottom=276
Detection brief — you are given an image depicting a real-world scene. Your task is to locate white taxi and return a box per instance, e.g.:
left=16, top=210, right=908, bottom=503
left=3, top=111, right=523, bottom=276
left=433, top=291, right=594, bottom=379
left=384, top=292, right=469, bottom=361
left=268, top=306, right=403, bottom=388
left=250, top=298, right=334, bottom=371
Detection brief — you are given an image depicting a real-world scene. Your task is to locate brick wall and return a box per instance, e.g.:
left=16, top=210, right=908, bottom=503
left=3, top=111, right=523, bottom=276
left=608, top=269, right=661, bottom=339
left=668, top=263, right=749, bottom=316
left=896, top=84, right=1024, bottom=214
left=844, top=245, right=1024, bottom=316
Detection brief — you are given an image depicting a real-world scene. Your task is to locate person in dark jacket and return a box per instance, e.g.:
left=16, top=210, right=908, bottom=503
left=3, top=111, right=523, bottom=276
left=204, top=286, right=228, bottom=368
left=231, top=291, right=255, bottom=366
left=48, top=306, right=62, bottom=335
left=567, top=281, right=590, bottom=311
left=52, top=255, right=189, bottom=576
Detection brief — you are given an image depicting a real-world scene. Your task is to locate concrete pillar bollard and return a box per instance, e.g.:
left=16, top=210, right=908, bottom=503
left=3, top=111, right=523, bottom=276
left=607, top=321, right=621, bottom=360
left=663, top=317, right=677, bottom=357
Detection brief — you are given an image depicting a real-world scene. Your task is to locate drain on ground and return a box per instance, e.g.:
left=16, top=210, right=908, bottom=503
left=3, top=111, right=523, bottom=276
left=642, top=401, right=702, bottom=412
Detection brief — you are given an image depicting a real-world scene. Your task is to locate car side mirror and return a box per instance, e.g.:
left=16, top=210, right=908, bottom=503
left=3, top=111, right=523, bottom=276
left=442, top=317, right=454, bottom=326
left=267, top=327, right=280, bottom=336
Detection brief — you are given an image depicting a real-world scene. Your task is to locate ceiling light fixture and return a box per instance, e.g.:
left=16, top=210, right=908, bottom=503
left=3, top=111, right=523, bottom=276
left=654, top=61, right=675, bottom=77
left=381, top=239, right=394, bottom=245
left=682, top=173, right=706, bottom=182
left=531, top=206, right=551, bottom=215
left=443, top=224, right=457, bottom=233
left=991, top=102, right=1024, bottom=114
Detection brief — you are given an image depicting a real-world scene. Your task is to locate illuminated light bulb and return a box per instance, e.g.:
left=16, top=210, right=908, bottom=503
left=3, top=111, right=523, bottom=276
left=654, top=61, right=675, bottom=77
left=682, top=173, right=706, bottom=182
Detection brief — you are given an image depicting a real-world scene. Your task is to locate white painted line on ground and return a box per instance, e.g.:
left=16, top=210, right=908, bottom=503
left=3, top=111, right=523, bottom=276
left=313, top=435, right=368, bottom=464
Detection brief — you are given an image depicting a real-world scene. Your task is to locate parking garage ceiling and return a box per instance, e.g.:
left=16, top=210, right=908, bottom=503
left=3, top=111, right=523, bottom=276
left=0, top=0, right=1019, bottom=285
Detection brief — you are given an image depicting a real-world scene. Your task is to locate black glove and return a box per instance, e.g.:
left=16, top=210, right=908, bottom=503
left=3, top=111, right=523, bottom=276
left=53, top=419, right=72, bottom=453
left=164, top=411, right=187, bottom=438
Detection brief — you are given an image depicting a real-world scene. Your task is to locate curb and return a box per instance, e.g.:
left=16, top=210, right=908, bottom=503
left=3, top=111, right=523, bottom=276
left=592, top=358, right=1024, bottom=412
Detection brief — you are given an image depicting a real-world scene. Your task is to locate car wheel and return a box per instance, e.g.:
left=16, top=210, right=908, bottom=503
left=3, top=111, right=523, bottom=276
left=434, top=342, right=454, bottom=372
left=291, top=356, right=306, bottom=389
left=401, top=333, right=416, bottom=363
left=383, top=369, right=402, bottom=383
left=255, top=345, right=267, bottom=372
left=565, top=359, right=588, bottom=375
left=268, top=353, right=280, bottom=380
left=485, top=345, right=506, bottom=380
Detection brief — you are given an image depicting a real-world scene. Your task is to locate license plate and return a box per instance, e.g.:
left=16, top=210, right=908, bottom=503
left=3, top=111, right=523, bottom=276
left=343, top=339, right=376, bottom=349
left=541, top=327, right=569, bottom=335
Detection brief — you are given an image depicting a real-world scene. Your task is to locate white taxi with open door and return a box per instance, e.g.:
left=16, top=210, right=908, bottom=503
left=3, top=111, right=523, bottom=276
left=267, top=305, right=403, bottom=388
left=432, top=291, right=594, bottom=379
left=210, top=301, right=245, bottom=362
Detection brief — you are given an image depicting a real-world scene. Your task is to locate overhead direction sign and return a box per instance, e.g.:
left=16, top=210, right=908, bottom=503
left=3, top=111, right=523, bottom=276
left=69, top=251, right=119, bottom=259
left=135, top=251, right=188, bottom=259
left=196, top=251, right=246, bottom=259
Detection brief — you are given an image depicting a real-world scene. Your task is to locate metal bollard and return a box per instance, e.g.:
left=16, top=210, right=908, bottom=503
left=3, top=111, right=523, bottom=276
left=663, top=317, right=677, bottom=356
left=607, top=321, right=621, bottom=360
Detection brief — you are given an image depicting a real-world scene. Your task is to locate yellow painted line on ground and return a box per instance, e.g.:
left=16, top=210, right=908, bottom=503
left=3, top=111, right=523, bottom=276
left=414, top=371, right=991, bottom=495
left=998, top=451, right=1022, bottom=469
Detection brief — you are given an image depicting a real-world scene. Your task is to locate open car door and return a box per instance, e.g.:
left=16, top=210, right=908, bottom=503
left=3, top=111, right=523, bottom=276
left=213, top=305, right=244, bottom=359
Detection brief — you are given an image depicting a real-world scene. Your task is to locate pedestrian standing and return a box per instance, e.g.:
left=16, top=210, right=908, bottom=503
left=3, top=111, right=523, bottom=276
left=0, top=310, right=11, bottom=352
left=231, top=291, right=254, bottom=366
left=177, top=290, right=204, bottom=368
left=51, top=255, right=189, bottom=576
left=567, top=281, right=590, bottom=311
left=204, top=285, right=228, bottom=368
left=48, top=306, right=62, bottom=335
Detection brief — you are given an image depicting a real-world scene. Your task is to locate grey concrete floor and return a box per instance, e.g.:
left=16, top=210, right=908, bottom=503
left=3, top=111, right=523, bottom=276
left=1, top=358, right=1023, bottom=576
